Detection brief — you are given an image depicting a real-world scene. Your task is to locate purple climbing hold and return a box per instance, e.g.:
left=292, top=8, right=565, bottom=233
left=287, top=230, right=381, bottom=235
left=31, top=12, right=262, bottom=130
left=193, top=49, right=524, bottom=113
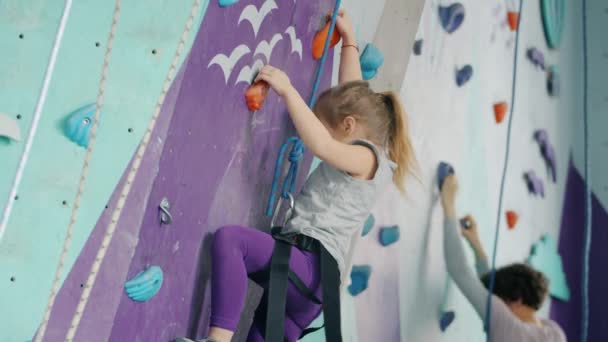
left=527, top=47, right=546, bottom=70
left=439, top=310, right=456, bottom=332
left=455, top=65, right=473, bottom=87
left=348, top=265, right=372, bottom=296
left=524, top=170, right=545, bottom=197
left=379, top=225, right=400, bottom=246
left=437, top=161, right=455, bottom=190
left=460, top=218, right=472, bottom=229
left=438, top=3, right=465, bottom=34
left=547, top=65, right=560, bottom=96
left=413, top=39, right=423, bottom=55
left=534, top=130, right=557, bottom=183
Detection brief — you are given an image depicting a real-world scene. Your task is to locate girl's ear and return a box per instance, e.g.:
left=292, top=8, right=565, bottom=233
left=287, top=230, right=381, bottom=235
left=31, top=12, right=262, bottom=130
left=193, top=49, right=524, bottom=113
left=342, top=115, right=357, bottom=135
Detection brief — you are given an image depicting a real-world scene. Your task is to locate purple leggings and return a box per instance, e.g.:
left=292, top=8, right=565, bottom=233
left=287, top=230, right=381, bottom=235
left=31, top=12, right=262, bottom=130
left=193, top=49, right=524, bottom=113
left=211, top=225, right=323, bottom=342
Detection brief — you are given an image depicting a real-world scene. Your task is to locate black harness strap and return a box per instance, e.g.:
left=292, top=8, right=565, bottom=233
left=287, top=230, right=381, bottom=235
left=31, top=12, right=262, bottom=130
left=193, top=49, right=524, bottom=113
left=264, top=239, right=292, bottom=342
left=252, top=228, right=342, bottom=342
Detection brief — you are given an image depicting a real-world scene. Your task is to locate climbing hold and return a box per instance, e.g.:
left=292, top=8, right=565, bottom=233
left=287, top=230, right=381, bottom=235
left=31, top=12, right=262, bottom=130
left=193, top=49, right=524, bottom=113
left=348, top=265, right=371, bottom=296
left=493, top=102, right=508, bottom=123
left=437, top=161, right=455, bottom=190
left=245, top=81, right=269, bottom=111
left=362, top=214, right=375, bottom=236
left=528, top=235, right=570, bottom=301
left=312, top=21, right=341, bottom=60
left=527, top=48, right=546, bottom=70
left=218, top=0, right=238, bottom=7
left=547, top=65, right=560, bottom=97
left=455, top=65, right=473, bottom=87
left=413, top=39, right=423, bottom=56
left=0, top=112, right=22, bottom=141
left=438, top=3, right=465, bottom=34
left=524, top=170, right=545, bottom=197
left=159, top=197, right=173, bottom=225
left=506, top=210, right=518, bottom=229
left=439, top=310, right=456, bottom=332
left=63, top=103, right=97, bottom=148
left=507, top=11, right=519, bottom=31
left=534, top=129, right=557, bottom=183
left=360, top=43, right=384, bottom=81
left=124, top=265, right=164, bottom=302
left=541, top=0, right=565, bottom=49
left=460, top=217, right=472, bottom=229
left=379, top=225, right=400, bottom=246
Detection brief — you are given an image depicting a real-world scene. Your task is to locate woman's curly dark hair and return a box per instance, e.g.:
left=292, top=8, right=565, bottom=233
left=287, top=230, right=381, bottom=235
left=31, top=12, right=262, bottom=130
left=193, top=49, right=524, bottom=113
left=481, top=263, right=549, bottom=310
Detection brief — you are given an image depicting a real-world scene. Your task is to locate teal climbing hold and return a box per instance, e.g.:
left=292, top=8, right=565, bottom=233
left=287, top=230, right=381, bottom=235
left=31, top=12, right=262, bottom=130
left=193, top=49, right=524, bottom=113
left=360, top=43, right=384, bottom=81
left=0, top=112, right=22, bottom=142
left=362, top=214, right=375, bottom=236
left=124, top=265, right=164, bottom=302
left=379, top=225, right=400, bottom=246
left=63, top=103, right=97, bottom=148
left=541, top=0, right=565, bottom=49
left=527, top=235, right=570, bottom=301
left=348, top=265, right=371, bottom=296
left=218, top=0, right=239, bottom=7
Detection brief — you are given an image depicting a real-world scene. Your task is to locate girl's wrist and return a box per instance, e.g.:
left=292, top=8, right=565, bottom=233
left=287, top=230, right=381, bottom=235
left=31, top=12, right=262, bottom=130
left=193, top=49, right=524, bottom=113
left=341, top=32, right=357, bottom=46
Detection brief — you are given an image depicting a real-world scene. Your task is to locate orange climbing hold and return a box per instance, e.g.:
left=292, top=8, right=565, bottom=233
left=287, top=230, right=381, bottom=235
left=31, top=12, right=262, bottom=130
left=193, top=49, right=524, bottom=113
left=245, top=81, right=269, bottom=111
left=506, top=210, right=518, bottom=229
left=494, top=102, right=508, bottom=123
left=507, top=11, right=519, bottom=31
left=312, top=21, right=341, bottom=60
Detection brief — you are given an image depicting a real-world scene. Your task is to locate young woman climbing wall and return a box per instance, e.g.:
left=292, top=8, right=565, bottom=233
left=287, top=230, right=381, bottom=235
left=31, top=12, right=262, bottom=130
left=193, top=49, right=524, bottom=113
left=439, top=173, right=566, bottom=342
left=175, top=10, right=416, bottom=342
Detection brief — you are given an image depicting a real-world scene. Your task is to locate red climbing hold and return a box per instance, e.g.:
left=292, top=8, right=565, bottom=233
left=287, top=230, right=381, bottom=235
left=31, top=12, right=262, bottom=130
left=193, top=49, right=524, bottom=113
left=494, top=102, right=508, bottom=123
left=506, top=210, right=518, bottom=229
left=245, top=81, right=269, bottom=111
left=312, top=21, right=341, bottom=60
left=507, top=12, right=519, bottom=31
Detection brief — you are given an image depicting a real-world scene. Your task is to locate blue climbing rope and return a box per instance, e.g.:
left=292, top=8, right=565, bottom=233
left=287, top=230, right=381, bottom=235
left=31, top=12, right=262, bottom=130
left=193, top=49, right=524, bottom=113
left=266, top=0, right=342, bottom=216
left=484, top=0, right=523, bottom=338
left=581, top=0, right=592, bottom=340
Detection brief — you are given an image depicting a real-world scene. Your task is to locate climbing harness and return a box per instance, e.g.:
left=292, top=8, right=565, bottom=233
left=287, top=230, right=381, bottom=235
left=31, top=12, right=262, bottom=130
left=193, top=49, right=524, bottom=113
left=258, top=1, right=344, bottom=341
left=0, top=0, right=73, bottom=242
left=34, top=1, right=203, bottom=341
left=484, top=0, right=523, bottom=339
left=581, top=0, right=592, bottom=340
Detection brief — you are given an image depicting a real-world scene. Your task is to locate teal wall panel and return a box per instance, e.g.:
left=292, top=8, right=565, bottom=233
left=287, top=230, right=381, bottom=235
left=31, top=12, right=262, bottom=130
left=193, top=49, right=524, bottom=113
left=0, top=1, right=208, bottom=340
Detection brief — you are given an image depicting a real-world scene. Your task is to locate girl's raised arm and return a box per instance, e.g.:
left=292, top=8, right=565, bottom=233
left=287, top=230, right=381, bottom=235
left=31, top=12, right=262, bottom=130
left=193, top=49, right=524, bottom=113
left=335, top=11, right=363, bottom=84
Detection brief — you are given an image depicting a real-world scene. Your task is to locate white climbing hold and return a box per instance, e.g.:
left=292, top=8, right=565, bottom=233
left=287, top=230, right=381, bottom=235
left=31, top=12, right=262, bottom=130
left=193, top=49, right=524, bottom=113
left=0, top=112, right=21, bottom=141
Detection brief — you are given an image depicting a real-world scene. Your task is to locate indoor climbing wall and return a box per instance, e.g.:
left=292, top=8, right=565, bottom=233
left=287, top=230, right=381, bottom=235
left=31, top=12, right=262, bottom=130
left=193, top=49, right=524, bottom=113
left=0, top=0, right=599, bottom=342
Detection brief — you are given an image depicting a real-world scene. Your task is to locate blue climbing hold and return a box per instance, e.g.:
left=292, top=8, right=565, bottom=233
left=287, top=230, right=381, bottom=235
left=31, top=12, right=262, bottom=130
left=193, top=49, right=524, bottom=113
left=439, top=310, right=456, bottom=332
left=379, top=225, right=400, bottom=246
left=348, top=265, right=372, bottom=296
left=437, top=161, right=454, bottom=190
left=455, top=65, right=473, bottom=87
left=124, top=265, right=164, bottom=302
left=547, top=66, right=560, bottom=97
left=63, top=103, right=96, bottom=148
left=360, top=43, right=384, bottom=81
left=218, top=0, right=239, bottom=7
left=438, top=3, right=465, bottom=34
left=413, top=39, right=423, bottom=56
left=362, top=214, right=375, bottom=236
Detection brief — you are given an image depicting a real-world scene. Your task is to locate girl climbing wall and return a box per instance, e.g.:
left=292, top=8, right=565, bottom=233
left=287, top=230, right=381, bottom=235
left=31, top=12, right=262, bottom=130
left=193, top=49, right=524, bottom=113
left=439, top=171, right=566, bottom=342
left=175, top=10, right=416, bottom=342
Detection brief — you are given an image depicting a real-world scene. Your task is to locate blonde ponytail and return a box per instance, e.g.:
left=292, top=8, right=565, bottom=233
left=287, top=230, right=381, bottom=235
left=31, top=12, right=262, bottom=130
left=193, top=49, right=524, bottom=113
left=381, top=91, right=416, bottom=192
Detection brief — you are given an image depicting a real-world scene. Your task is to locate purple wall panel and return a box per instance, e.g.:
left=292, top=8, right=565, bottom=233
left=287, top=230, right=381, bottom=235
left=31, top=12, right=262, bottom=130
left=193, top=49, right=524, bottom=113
left=41, top=66, right=187, bottom=342
left=107, top=1, right=334, bottom=341
left=550, top=159, right=608, bottom=342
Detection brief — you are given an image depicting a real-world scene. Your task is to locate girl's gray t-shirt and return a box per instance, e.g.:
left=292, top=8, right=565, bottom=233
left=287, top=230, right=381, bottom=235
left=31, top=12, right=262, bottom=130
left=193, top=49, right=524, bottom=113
left=284, top=139, right=395, bottom=278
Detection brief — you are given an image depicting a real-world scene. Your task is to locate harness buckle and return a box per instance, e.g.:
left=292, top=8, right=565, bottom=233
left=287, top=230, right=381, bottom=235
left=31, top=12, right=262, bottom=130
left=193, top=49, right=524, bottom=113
left=270, top=192, right=295, bottom=229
